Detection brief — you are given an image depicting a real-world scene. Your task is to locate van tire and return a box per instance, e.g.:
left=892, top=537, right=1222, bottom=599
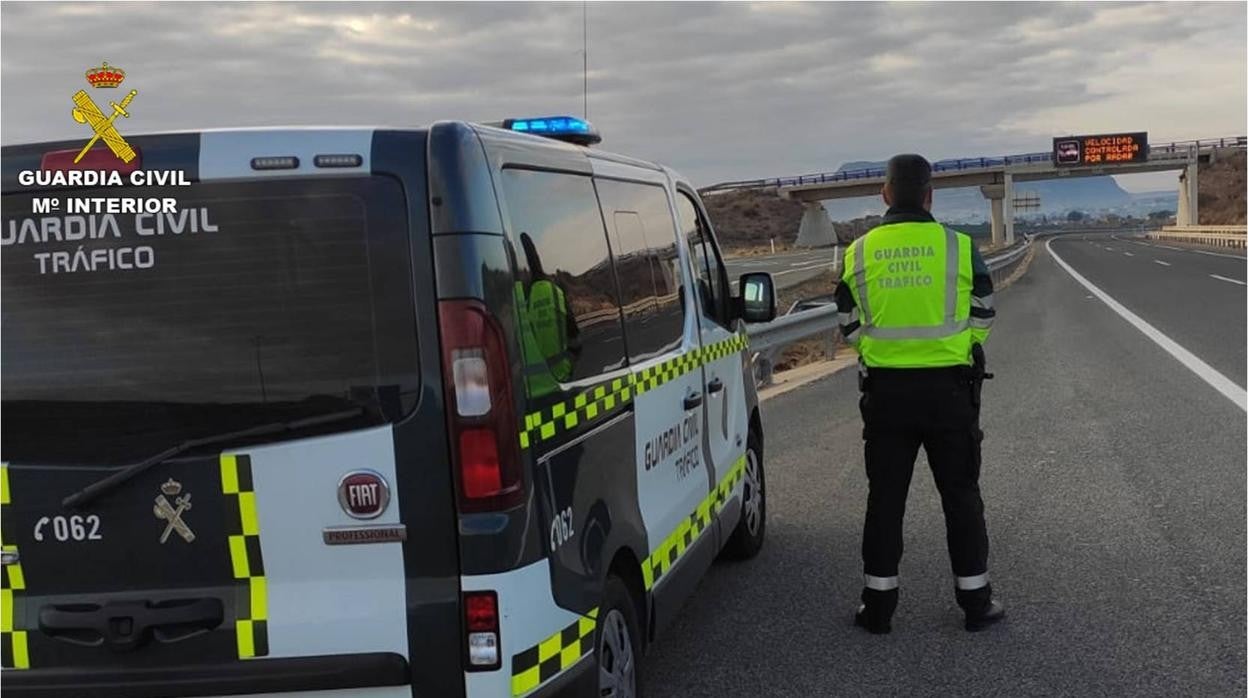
left=597, top=575, right=642, bottom=698
left=722, top=430, right=765, bottom=560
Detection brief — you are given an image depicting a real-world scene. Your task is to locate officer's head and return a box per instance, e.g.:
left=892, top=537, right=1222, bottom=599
left=883, top=154, right=932, bottom=211
left=519, top=231, right=545, bottom=278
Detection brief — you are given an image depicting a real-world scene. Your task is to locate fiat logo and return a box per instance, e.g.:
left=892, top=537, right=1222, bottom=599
left=337, top=470, right=391, bottom=520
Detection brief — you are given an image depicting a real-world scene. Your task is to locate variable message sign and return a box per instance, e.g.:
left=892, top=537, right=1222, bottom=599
left=1053, top=132, right=1148, bottom=167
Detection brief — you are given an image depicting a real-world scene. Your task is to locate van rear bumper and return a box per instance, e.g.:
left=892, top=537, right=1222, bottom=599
left=2, top=652, right=409, bottom=698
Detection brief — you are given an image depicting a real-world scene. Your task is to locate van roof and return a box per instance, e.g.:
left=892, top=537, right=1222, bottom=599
left=1, top=121, right=677, bottom=188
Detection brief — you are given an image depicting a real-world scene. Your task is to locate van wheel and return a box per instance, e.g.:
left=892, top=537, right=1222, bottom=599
left=597, top=575, right=641, bottom=698
left=722, top=431, right=765, bottom=560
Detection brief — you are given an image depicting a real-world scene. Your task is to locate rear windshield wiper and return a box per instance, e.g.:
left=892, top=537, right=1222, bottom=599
left=62, top=408, right=365, bottom=510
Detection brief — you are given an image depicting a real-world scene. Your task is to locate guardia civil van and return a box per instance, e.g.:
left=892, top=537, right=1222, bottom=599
left=0, top=117, right=776, bottom=698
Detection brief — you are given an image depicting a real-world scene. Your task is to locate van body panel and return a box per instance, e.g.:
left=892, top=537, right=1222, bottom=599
left=1, top=122, right=766, bottom=698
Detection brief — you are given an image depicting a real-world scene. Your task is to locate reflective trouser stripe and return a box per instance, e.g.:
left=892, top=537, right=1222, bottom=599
left=971, top=293, right=994, bottom=310
left=864, top=574, right=899, bottom=591
left=956, top=573, right=989, bottom=590
left=969, top=316, right=993, bottom=329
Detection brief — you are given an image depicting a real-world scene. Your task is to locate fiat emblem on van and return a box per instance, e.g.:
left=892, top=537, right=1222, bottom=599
left=337, top=470, right=390, bottom=519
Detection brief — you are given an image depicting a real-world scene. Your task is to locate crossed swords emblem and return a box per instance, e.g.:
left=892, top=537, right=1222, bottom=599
left=153, top=480, right=195, bottom=544
left=71, top=88, right=138, bottom=164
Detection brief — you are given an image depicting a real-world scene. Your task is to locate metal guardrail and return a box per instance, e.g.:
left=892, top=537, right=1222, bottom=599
left=700, top=136, right=1247, bottom=194
left=1151, top=227, right=1247, bottom=249
left=746, top=238, right=1034, bottom=386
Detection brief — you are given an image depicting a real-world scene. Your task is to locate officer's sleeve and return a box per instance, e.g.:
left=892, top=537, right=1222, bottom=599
left=835, top=275, right=861, bottom=347
left=969, top=247, right=995, bottom=344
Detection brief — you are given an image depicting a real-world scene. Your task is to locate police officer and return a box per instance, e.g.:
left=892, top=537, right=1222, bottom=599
left=834, top=154, right=1005, bottom=634
left=516, top=232, right=580, bottom=401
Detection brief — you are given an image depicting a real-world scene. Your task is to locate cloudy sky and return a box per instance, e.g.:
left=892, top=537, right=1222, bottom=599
left=2, top=2, right=1244, bottom=192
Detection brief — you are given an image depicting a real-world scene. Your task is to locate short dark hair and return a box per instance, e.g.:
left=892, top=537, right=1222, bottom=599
left=885, top=154, right=932, bottom=208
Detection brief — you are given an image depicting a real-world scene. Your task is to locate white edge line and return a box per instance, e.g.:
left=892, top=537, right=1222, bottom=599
left=1154, top=260, right=1171, bottom=266
left=1047, top=239, right=1246, bottom=412
left=1210, top=274, right=1247, bottom=286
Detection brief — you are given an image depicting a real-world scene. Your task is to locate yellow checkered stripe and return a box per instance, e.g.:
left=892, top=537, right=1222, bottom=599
left=642, top=454, right=747, bottom=590
left=1, top=464, right=29, bottom=670
left=519, top=334, right=748, bottom=451
left=220, top=454, right=269, bottom=659
left=510, top=607, right=597, bottom=696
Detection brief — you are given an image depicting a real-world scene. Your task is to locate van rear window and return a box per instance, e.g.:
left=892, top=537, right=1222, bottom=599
left=1, top=176, right=419, bottom=465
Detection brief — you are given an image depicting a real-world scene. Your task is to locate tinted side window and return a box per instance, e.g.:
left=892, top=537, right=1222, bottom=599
left=676, top=192, right=731, bottom=327
left=595, top=179, right=685, bottom=362
left=499, top=168, right=626, bottom=383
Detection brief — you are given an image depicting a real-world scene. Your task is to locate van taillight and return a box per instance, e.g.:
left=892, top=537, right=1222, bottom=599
left=40, top=147, right=141, bottom=173
left=464, top=590, right=500, bottom=670
left=439, top=300, right=523, bottom=513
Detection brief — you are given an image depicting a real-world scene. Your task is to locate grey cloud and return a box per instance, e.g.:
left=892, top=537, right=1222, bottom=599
left=1, top=1, right=1243, bottom=186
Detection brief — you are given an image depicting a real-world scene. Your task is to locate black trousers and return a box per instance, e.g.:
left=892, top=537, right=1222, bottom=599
left=859, top=367, right=990, bottom=584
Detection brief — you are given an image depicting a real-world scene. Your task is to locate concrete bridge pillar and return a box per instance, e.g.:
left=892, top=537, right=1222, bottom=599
left=1002, top=172, right=1015, bottom=245
left=795, top=201, right=836, bottom=248
left=1177, top=163, right=1199, bottom=226
left=980, top=174, right=1016, bottom=247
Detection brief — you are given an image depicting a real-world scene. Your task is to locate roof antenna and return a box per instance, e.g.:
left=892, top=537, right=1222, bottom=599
left=582, top=0, right=588, bottom=120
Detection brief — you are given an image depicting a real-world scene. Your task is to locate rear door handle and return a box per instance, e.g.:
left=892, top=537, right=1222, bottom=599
left=683, top=392, right=703, bottom=410
left=707, top=377, right=724, bottom=394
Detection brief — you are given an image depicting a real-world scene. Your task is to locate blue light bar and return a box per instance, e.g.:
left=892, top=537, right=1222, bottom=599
left=501, top=115, right=601, bottom=146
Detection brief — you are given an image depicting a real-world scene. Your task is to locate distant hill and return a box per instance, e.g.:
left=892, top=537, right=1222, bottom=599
left=1199, top=149, right=1246, bottom=225
left=820, top=159, right=1175, bottom=223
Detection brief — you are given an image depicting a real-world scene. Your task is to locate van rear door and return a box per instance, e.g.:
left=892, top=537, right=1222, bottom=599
left=1, top=130, right=463, bottom=697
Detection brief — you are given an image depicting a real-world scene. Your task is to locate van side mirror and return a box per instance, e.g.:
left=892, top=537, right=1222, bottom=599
left=737, top=272, right=776, bottom=323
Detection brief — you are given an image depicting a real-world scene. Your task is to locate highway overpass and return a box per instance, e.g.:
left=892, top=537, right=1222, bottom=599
left=704, top=136, right=1247, bottom=249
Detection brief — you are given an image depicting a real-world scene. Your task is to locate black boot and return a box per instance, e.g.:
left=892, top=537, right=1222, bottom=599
left=957, top=584, right=1005, bottom=632
left=853, top=588, right=897, bottom=634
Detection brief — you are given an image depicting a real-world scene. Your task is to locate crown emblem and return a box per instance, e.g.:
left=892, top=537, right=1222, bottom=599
left=85, top=62, right=125, bottom=89
left=160, top=478, right=183, bottom=497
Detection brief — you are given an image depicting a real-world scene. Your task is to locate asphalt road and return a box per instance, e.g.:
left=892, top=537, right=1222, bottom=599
left=725, top=248, right=839, bottom=289
left=1050, top=233, right=1246, bottom=386
left=643, top=239, right=1247, bottom=696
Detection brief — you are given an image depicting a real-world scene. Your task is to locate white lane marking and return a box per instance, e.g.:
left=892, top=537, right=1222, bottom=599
left=1124, top=252, right=1134, bottom=257
left=1105, top=246, right=1116, bottom=252
left=1047, top=239, right=1246, bottom=412
left=1210, top=274, right=1246, bottom=286
left=1128, top=239, right=1243, bottom=262
left=1154, top=259, right=1171, bottom=266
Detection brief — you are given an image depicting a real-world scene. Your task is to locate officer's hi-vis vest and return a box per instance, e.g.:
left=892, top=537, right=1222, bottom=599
left=842, top=221, right=975, bottom=369
left=515, top=279, right=572, bottom=398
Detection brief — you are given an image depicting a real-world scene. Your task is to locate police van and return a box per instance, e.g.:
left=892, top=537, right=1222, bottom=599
left=0, top=117, right=776, bottom=697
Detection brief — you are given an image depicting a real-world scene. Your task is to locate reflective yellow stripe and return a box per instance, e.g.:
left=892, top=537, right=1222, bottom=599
left=11, top=630, right=28, bottom=669
left=1, top=589, right=11, bottom=632
left=250, top=577, right=268, bottom=620
left=238, top=492, right=260, bottom=536
left=236, top=619, right=255, bottom=658
left=537, top=633, right=562, bottom=662
left=510, top=606, right=599, bottom=695
left=0, top=465, right=9, bottom=505
left=220, top=454, right=239, bottom=494
left=229, top=535, right=250, bottom=578
left=511, top=666, right=540, bottom=695
left=643, top=454, right=747, bottom=590
left=518, top=334, right=747, bottom=451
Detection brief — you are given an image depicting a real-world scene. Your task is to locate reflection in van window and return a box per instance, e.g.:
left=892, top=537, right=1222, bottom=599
left=595, top=179, right=685, bottom=363
left=676, top=192, right=730, bottom=326
left=499, top=168, right=626, bottom=391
